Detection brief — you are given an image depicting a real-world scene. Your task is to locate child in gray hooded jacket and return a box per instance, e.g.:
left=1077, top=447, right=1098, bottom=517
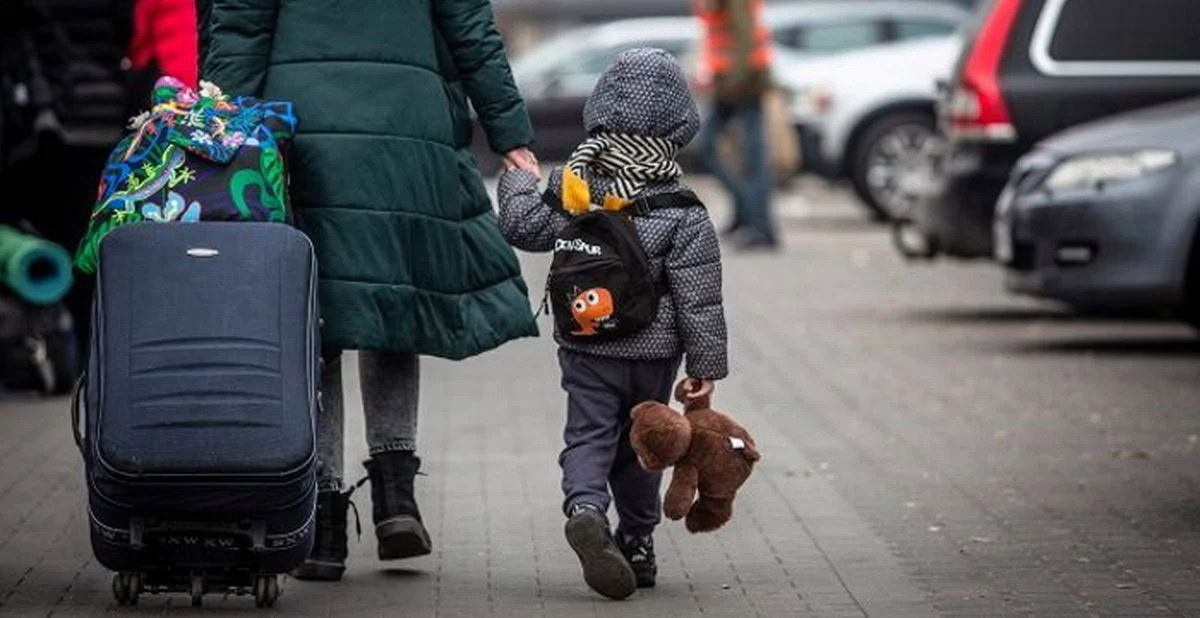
left=497, top=48, right=727, bottom=600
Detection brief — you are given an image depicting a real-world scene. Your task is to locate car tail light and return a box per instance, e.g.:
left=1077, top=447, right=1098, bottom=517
left=948, top=0, right=1022, bottom=142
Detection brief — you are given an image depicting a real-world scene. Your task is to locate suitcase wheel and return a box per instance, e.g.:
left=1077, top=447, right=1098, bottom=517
left=253, top=574, right=279, bottom=608
left=112, top=572, right=141, bottom=606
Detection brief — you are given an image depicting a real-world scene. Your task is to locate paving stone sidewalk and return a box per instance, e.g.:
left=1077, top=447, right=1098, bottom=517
left=2, top=179, right=1199, bottom=616
left=0, top=318, right=931, bottom=617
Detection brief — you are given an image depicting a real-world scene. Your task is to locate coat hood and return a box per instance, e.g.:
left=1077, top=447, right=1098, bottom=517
left=583, top=48, right=701, bottom=147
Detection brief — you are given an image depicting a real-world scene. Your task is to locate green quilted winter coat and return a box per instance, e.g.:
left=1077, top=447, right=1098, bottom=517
left=198, top=0, right=537, bottom=358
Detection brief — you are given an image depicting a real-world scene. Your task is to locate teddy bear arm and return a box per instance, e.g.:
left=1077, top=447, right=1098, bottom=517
left=663, top=463, right=699, bottom=521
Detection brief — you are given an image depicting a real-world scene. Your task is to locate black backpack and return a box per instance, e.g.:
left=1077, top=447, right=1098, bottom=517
left=544, top=190, right=703, bottom=342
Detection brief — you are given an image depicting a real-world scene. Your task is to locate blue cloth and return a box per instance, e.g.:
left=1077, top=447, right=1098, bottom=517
left=702, top=102, right=775, bottom=242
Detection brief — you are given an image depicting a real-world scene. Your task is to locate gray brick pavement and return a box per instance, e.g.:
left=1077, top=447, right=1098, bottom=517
left=1, top=179, right=1198, bottom=615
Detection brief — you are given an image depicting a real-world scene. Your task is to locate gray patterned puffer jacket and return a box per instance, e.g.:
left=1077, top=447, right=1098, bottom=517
left=497, top=48, right=727, bottom=379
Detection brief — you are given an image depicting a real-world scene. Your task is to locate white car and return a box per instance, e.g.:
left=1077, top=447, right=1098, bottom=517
left=766, top=0, right=964, bottom=58
left=776, top=35, right=964, bottom=219
left=492, top=3, right=967, bottom=167
left=468, top=18, right=700, bottom=172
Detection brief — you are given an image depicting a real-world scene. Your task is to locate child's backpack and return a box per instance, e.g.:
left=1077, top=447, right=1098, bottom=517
left=74, top=76, right=297, bottom=274
left=545, top=190, right=702, bottom=342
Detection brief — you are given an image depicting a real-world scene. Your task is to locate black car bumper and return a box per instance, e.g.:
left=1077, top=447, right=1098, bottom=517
left=910, top=141, right=1023, bottom=258
left=997, top=170, right=1189, bottom=308
left=796, top=123, right=838, bottom=178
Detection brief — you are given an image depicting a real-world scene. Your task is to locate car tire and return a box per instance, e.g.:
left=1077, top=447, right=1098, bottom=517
left=1183, top=224, right=1200, bottom=330
left=891, top=218, right=938, bottom=260
left=849, top=111, right=939, bottom=221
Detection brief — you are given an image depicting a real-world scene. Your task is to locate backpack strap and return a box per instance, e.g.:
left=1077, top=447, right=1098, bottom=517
left=541, top=187, right=560, bottom=209
left=629, top=190, right=704, bottom=216
left=542, top=188, right=705, bottom=216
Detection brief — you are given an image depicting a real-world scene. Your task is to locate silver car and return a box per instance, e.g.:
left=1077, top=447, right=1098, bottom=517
left=994, top=97, right=1200, bottom=323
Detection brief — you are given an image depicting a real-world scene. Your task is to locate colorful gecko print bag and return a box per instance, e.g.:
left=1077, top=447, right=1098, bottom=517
left=74, top=76, right=298, bottom=273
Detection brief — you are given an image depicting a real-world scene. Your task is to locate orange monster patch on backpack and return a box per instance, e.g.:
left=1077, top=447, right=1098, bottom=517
left=570, top=288, right=614, bottom=336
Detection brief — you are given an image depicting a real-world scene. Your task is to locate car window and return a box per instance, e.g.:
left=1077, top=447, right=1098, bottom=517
left=559, top=51, right=618, bottom=77
left=893, top=19, right=956, bottom=41
left=801, top=22, right=882, bottom=53
left=1048, top=0, right=1200, bottom=61
left=772, top=27, right=800, bottom=49
left=511, top=33, right=588, bottom=80
left=549, top=40, right=693, bottom=98
left=560, top=40, right=690, bottom=76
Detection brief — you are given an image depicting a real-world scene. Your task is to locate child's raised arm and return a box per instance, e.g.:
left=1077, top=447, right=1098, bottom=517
left=497, top=167, right=569, bottom=253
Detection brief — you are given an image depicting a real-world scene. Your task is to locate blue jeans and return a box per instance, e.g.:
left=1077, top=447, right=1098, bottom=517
left=702, top=101, right=774, bottom=242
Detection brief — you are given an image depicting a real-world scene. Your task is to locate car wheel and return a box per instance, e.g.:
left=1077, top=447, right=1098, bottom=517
left=1183, top=224, right=1200, bottom=330
left=850, top=111, right=941, bottom=221
left=891, top=218, right=938, bottom=260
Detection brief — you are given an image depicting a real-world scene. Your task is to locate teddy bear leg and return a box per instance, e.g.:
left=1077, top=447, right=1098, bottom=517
left=685, top=495, right=734, bottom=533
left=664, top=465, right=699, bottom=521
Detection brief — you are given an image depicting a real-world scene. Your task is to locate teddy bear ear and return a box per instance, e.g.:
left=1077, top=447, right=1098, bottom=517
left=631, top=400, right=673, bottom=420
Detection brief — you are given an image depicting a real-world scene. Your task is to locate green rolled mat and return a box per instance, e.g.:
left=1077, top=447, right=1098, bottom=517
left=0, top=225, right=74, bottom=305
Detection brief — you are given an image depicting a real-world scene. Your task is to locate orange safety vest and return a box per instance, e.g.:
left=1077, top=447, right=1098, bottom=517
left=695, top=0, right=772, bottom=76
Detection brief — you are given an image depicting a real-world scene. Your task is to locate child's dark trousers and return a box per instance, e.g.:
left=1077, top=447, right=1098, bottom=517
left=558, top=348, right=682, bottom=536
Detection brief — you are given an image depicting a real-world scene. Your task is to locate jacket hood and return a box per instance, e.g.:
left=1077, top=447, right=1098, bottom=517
left=583, top=48, right=701, bottom=147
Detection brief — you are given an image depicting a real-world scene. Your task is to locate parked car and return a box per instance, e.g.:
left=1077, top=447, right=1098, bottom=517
left=472, top=17, right=698, bottom=174
left=900, top=0, right=1200, bottom=259
left=994, top=97, right=1200, bottom=322
left=778, top=34, right=963, bottom=219
left=475, top=2, right=968, bottom=174
left=766, top=0, right=966, bottom=57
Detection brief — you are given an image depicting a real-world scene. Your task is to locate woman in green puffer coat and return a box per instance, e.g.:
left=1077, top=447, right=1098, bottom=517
left=199, top=0, right=540, bottom=580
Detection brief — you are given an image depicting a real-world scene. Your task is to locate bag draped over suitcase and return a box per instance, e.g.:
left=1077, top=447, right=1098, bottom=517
left=74, top=77, right=297, bottom=275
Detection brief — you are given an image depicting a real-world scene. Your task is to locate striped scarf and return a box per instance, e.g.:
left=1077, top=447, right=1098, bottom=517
left=561, top=132, right=683, bottom=215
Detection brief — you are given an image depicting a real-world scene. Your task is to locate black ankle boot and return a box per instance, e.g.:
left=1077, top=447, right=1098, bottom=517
left=364, top=451, right=431, bottom=560
left=292, top=489, right=356, bottom=581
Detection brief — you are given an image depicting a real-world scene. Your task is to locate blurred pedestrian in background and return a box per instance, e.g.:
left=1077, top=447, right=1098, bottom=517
left=124, top=0, right=197, bottom=114
left=1, top=0, right=134, bottom=352
left=695, top=0, right=778, bottom=250
left=200, top=0, right=539, bottom=583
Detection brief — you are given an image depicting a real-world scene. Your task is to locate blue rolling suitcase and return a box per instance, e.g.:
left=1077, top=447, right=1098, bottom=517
left=73, top=222, right=318, bottom=607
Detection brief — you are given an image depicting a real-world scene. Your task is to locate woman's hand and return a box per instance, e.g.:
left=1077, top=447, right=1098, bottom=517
left=680, top=378, right=715, bottom=402
left=503, top=147, right=541, bottom=179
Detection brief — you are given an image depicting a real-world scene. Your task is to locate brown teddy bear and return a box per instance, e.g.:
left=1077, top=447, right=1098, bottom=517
left=630, top=381, right=761, bottom=533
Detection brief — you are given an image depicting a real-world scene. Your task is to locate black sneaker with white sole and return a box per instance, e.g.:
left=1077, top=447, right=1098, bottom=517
left=564, top=504, right=636, bottom=600
left=616, top=531, right=657, bottom=588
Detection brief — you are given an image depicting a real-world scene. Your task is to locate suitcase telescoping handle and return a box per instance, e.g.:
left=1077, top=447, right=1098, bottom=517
left=70, top=374, right=85, bottom=456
